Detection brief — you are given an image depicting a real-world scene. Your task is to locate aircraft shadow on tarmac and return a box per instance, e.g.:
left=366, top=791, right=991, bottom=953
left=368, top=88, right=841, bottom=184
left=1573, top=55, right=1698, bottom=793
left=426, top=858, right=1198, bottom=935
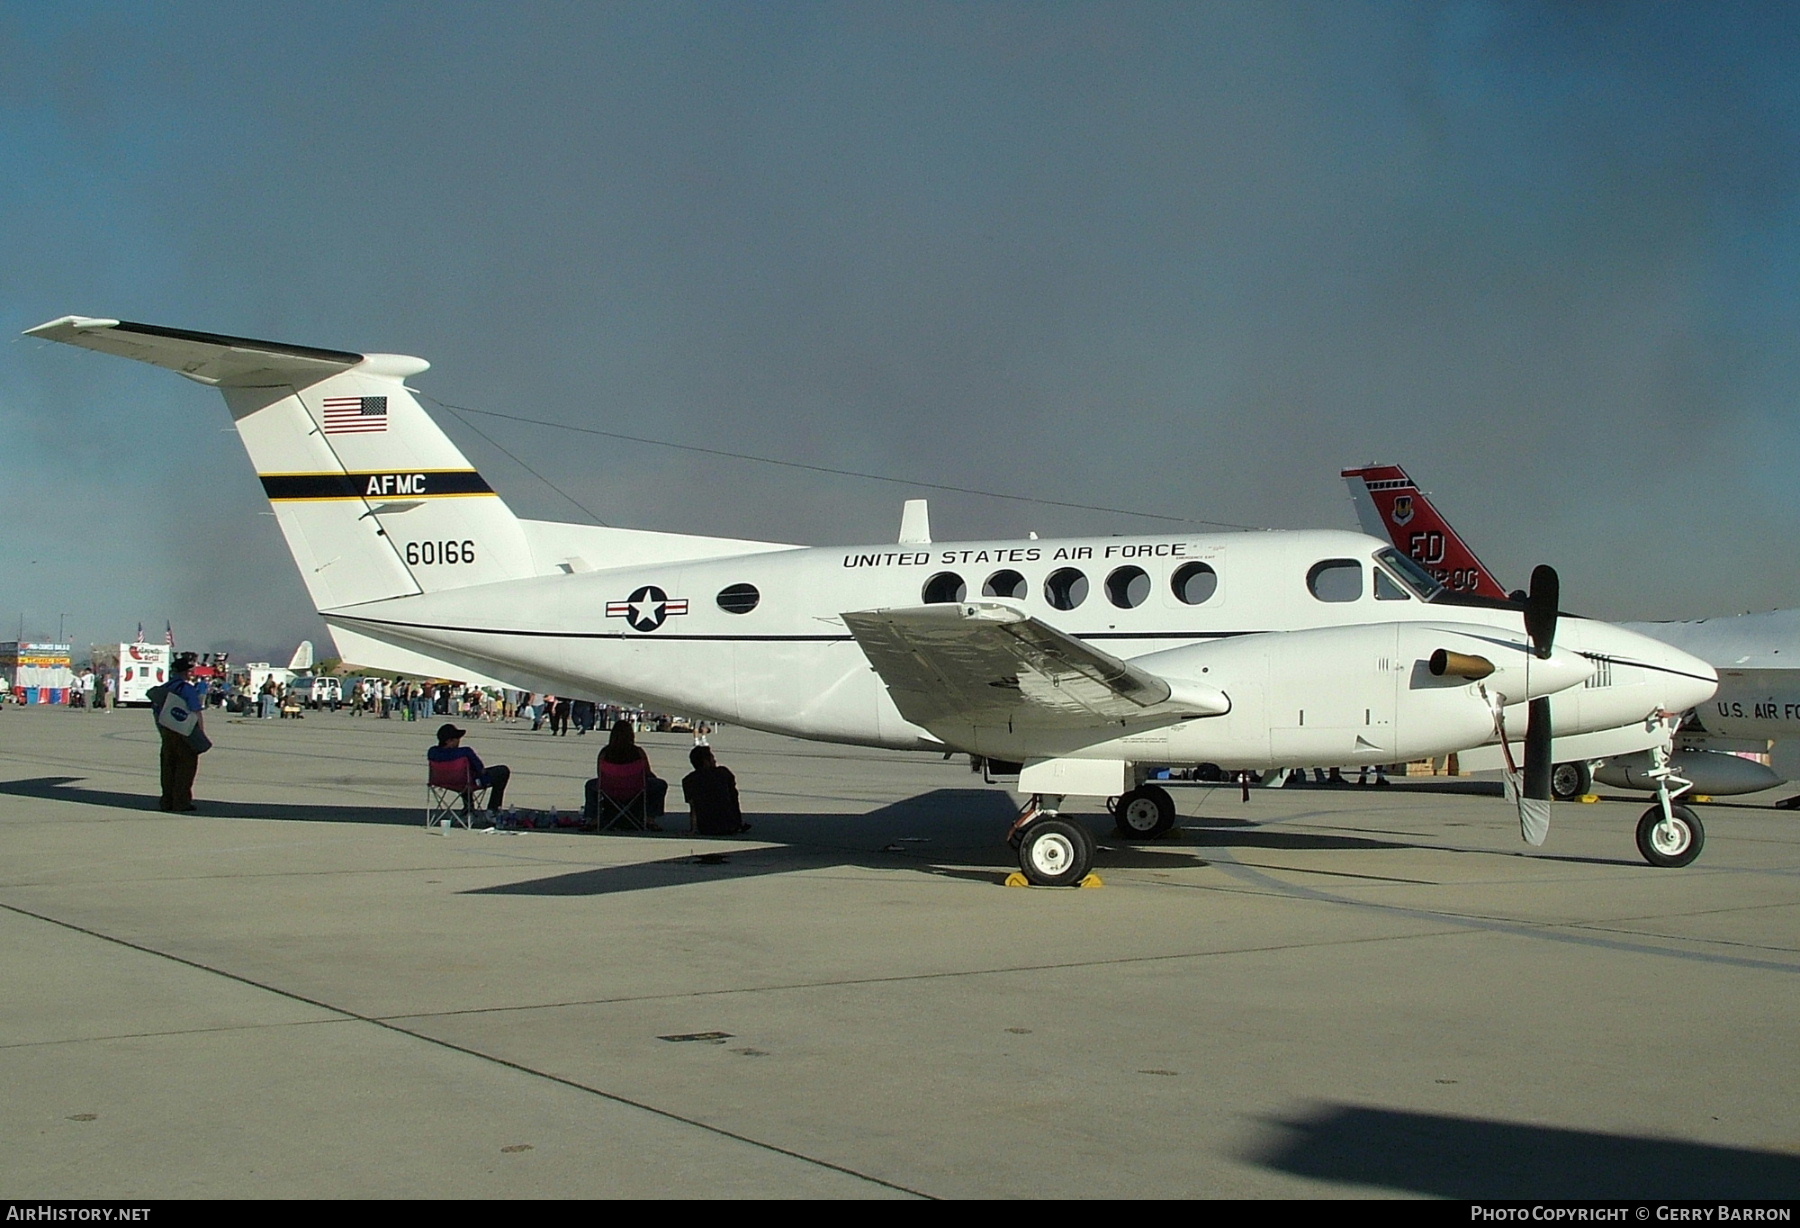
left=471, top=789, right=1227, bottom=896
left=1249, top=1103, right=1800, bottom=1199
left=1179, top=824, right=1415, bottom=853
left=1, top=776, right=1578, bottom=887
left=0, top=776, right=422, bottom=825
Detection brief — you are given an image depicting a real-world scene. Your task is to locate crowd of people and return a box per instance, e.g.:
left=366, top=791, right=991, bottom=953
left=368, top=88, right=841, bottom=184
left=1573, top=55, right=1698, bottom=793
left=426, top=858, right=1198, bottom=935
left=340, top=678, right=710, bottom=743
left=145, top=670, right=734, bottom=833
left=125, top=659, right=745, bottom=835
left=435, top=715, right=748, bottom=836
left=17, top=665, right=720, bottom=749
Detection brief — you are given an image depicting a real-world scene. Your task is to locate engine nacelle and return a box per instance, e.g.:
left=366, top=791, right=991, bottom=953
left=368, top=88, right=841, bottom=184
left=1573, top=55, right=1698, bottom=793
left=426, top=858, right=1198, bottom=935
left=1130, top=620, right=1583, bottom=767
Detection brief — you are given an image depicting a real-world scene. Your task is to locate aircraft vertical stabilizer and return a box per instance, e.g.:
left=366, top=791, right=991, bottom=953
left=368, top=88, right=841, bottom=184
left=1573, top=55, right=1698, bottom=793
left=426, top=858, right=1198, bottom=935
left=1342, top=464, right=1511, bottom=600
left=26, top=317, right=537, bottom=612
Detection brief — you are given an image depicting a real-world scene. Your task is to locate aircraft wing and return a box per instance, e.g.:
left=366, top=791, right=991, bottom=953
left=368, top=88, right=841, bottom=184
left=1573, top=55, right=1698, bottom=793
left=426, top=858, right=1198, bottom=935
left=25, top=316, right=366, bottom=387
left=843, top=602, right=1228, bottom=735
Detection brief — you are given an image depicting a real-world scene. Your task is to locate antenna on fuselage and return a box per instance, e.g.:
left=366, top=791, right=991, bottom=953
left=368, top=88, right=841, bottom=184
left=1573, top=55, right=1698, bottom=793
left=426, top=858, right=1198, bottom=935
left=898, top=499, right=931, bottom=544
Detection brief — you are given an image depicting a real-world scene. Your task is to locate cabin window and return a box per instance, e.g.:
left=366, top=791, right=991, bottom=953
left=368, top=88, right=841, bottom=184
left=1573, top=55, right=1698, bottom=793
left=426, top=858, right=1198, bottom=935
left=716, top=583, right=760, bottom=614
left=1374, top=548, right=1445, bottom=601
left=1105, top=565, right=1151, bottom=609
left=1045, top=567, right=1089, bottom=611
left=1374, top=569, right=1410, bottom=601
left=1170, top=561, right=1218, bottom=605
left=983, top=569, right=1027, bottom=599
left=922, top=572, right=967, bottom=604
left=1307, top=559, right=1363, bottom=603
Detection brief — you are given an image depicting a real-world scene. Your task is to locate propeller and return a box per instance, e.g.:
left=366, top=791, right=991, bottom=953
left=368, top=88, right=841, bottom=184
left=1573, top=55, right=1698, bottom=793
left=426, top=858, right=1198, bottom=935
left=1516, top=564, right=1559, bottom=845
left=1523, top=564, right=1559, bottom=660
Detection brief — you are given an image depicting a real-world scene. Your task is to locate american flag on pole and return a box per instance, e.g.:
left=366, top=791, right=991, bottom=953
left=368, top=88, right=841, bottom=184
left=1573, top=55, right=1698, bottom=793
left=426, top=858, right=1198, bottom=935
left=165, top=621, right=174, bottom=647
left=321, top=395, right=389, bottom=435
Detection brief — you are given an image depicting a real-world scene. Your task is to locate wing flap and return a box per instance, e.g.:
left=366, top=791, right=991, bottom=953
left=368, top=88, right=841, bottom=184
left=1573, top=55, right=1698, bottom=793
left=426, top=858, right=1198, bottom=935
left=843, top=602, right=1227, bottom=735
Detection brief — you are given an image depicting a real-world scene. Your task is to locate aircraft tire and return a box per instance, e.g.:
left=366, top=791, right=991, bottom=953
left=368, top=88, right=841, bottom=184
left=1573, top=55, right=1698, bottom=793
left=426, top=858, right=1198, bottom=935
left=1017, top=818, right=1095, bottom=887
left=1636, top=804, right=1704, bottom=868
left=1550, top=760, right=1592, bottom=802
left=1114, top=785, right=1176, bottom=838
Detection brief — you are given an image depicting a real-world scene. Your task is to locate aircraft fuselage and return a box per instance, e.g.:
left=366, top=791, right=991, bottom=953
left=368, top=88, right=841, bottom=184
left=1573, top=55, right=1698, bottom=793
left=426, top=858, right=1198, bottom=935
left=330, top=527, right=1715, bottom=769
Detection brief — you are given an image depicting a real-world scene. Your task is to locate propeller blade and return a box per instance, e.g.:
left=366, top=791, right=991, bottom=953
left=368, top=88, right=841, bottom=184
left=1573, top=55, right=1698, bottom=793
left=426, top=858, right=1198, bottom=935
left=1518, top=563, right=1559, bottom=843
left=1520, top=694, right=1553, bottom=844
left=1524, top=697, right=1552, bottom=799
left=1517, top=795, right=1551, bottom=846
left=1488, top=566, right=1569, bottom=845
left=1525, top=564, right=1560, bottom=658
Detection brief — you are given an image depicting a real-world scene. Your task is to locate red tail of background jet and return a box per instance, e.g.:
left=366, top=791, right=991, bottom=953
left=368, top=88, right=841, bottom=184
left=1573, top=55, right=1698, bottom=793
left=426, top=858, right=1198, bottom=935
left=1341, top=464, right=1512, bottom=600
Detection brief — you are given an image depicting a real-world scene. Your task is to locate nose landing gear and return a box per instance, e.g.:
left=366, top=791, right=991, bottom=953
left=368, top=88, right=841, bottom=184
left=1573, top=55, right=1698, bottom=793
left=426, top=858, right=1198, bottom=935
left=1637, top=803, right=1704, bottom=867
left=1635, top=745, right=1705, bottom=868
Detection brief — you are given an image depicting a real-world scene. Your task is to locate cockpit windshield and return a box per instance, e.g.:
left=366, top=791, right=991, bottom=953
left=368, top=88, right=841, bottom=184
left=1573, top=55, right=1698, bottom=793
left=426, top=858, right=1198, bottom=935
left=1374, top=548, right=1445, bottom=602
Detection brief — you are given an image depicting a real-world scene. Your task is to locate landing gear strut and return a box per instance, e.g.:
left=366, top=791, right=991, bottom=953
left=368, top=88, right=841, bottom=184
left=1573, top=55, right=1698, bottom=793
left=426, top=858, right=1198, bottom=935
left=1635, top=744, right=1704, bottom=868
left=1009, top=794, right=1096, bottom=887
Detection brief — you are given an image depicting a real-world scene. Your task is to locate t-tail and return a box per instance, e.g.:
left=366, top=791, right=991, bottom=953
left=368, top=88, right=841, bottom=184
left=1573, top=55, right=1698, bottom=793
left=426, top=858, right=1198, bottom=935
left=27, top=316, right=541, bottom=612
left=1341, top=464, right=1511, bottom=601
left=29, top=314, right=799, bottom=684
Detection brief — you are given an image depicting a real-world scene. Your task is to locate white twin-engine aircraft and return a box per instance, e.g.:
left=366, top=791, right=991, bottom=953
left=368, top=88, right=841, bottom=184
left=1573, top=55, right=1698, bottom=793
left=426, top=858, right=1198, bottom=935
left=30, top=316, right=1719, bottom=882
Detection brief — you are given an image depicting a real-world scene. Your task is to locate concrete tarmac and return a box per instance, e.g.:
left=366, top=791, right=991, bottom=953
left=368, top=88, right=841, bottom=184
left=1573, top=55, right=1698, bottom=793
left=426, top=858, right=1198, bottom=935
left=1, top=704, right=1796, bottom=1199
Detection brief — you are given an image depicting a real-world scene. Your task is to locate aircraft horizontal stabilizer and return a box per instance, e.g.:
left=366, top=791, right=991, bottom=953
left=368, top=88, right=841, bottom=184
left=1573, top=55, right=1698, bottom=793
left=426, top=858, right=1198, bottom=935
left=843, top=602, right=1228, bottom=737
left=26, top=316, right=371, bottom=387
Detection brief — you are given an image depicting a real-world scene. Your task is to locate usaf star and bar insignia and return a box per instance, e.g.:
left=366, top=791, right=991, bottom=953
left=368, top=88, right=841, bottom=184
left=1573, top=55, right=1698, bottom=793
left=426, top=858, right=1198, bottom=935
left=606, top=585, right=690, bottom=632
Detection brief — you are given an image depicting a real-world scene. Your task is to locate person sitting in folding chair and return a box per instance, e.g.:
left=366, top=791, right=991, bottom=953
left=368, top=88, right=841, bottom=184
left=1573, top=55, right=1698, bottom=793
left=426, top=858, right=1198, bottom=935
left=584, top=719, right=668, bottom=831
left=426, top=722, right=511, bottom=826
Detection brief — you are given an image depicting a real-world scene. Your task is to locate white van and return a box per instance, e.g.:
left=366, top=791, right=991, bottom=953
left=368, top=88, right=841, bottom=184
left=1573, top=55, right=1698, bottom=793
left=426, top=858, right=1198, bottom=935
left=303, top=675, right=342, bottom=709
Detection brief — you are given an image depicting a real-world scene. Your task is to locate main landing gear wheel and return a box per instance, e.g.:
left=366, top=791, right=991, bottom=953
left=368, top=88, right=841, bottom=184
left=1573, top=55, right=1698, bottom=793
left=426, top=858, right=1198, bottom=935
left=1113, top=785, right=1176, bottom=838
left=1550, top=760, right=1592, bottom=802
left=1636, top=804, right=1704, bottom=868
left=1017, top=817, right=1096, bottom=887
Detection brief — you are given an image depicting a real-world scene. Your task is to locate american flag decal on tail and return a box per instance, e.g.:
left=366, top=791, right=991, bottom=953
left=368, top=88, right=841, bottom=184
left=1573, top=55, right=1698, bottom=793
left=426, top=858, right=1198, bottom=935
left=321, top=395, right=388, bottom=435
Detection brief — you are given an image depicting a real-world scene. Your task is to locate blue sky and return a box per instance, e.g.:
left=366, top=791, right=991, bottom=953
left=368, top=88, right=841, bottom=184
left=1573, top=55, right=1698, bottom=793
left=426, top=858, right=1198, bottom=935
left=5, top=2, right=1799, bottom=659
